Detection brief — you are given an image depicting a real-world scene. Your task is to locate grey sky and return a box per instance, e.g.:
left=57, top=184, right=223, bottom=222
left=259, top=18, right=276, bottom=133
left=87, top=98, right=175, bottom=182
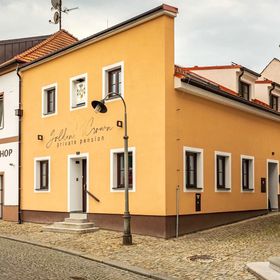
left=0, top=0, right=279, bottom=72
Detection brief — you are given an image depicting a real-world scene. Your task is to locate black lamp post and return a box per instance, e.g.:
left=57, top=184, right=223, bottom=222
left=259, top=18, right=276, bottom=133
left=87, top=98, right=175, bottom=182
left=91, top=92, right=132, bottom=245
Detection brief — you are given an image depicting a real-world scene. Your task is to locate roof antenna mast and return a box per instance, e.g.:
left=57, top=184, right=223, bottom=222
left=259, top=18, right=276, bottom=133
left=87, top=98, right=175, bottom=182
left=49, top=0, right=79, bottom=30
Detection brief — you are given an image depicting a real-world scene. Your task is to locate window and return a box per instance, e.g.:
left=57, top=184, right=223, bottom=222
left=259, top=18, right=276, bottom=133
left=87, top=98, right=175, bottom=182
left=70, top=74, right=88, bottom=110
left=0, top=94, right=3, bottom=129
left=270, top=94, right=278, bottom=111
left=110, top=147, right=135, bottom=192
left=186, top=152, right=197, bottom=188
left=34, top=157, right=50, bottom=192
left=108, top=68, right=122, bottom=97
left=241, top=156, right=254, bottom=191
left=117, top=152, right=133, bottom=188
left=103, top=62, right=124, bottom=100
left=239, top=81, right=250, bottom=100
left=215, top=152, right=231, bottom=191
left=42, top=84, right=57, bottom=117
left=183, top=147, right=204, bottom=191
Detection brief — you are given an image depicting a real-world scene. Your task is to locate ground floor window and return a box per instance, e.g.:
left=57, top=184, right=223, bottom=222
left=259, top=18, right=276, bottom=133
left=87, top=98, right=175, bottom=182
left=241, top=156, right=254, bottom=191
left=34, top=157, right=50, bottom=191
left=215, top=152, right=231, bottom=191
left=110, top=147, right=135, bottom=192
left=183, top=147, right=204, bottom=191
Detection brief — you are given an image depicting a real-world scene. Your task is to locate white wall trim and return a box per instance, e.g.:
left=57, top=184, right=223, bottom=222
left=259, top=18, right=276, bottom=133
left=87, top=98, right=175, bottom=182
left=69, top=73, right=88, bottom=111
left=214, top=151, right=231, bottom=192
left=102, top=61, right=124, bottom=102
left=41, top=83, right=58, bottom=118
left=33, top=156, right=51, bottom=193
left=183, top=146, right=204, bottom=192
left=110, top=147, right=136, bottom=192
left=67, top=153, right=89, bottom=212
left=240, top=155, right=255, bottom=193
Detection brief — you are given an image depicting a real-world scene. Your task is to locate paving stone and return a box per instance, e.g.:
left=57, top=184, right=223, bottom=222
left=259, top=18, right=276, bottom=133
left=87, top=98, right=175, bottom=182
left=0, top=212, right=280, bottom=279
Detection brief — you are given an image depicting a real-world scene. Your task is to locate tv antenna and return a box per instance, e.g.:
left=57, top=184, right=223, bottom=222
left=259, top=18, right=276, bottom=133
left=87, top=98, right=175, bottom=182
left=49, top=0, right=79, bottom=30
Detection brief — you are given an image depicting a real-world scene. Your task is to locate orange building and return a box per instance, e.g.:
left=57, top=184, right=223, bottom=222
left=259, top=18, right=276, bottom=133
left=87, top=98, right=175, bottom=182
left=19, top=5, right=279, bottom=238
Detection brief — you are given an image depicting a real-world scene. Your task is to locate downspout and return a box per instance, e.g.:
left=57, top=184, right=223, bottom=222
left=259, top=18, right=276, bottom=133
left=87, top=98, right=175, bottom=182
left=16, top=65, right=22, bottom=224
left=238, top=67, right=245, bottom=95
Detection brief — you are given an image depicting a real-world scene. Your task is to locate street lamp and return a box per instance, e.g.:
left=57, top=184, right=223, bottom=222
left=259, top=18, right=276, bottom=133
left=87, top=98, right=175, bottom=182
left=91, top=92, right=132, bottom=245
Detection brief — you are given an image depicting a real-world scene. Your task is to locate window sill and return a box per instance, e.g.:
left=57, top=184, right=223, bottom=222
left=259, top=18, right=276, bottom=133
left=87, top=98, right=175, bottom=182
left=43, top=112, right=56, bottom=116
left=185, top=187, right=203, bottom=192
left=112, top=187, right=133, bottom=190
left=216, top=187, right=231, bottom=192
left=242, top=188, right=254, bottom=192
left=35, top=189, right=49, bottom=192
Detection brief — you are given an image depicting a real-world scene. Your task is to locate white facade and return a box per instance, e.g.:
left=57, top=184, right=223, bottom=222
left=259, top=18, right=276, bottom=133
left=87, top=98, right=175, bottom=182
left=0, top=70, right=19, bottom=209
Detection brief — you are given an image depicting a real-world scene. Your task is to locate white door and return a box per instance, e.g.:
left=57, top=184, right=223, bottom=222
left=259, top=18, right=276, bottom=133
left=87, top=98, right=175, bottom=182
left=268, top=162, right=279, bottom=211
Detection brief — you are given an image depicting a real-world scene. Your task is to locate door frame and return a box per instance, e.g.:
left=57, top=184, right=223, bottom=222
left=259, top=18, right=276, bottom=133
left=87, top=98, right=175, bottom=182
left=67, top=153, right=89, bottom=213
left=266, top=159, right=279, bottom=210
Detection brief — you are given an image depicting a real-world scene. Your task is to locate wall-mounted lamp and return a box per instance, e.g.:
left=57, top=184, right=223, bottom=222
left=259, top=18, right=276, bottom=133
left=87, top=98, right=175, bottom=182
left=272, top=152, right=275, bottom=156
left=76, top=151, right=80, bottom=155
left=37, top=135, right=43, bottom=141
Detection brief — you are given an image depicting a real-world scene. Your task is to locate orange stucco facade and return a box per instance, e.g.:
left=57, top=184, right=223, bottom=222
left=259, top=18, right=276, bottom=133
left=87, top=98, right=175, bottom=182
left=19, top=6, right=278, bottom=237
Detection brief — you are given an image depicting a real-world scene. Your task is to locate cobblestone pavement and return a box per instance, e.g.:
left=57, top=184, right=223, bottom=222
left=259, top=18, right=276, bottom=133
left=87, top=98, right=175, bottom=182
left=0, top=213, right=280, bottom=280
left=0, top=237, right=150, bottom=280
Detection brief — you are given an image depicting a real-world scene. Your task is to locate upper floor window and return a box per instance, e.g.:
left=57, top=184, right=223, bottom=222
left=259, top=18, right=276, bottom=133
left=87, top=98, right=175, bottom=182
left=70, top=74, right=88, bottom=110
left=239, top=81, right=250, bottom=100
left=0, top=93, right=3, bottom=129
left=270, top=94, right=278, bottom=111
left=103, top=62, right=124, bottom=101
left=215, top=152, right=231, bottom=191
left=183, top=147, right=204, bottom=192
left=42, top=84, right=57, bottom=117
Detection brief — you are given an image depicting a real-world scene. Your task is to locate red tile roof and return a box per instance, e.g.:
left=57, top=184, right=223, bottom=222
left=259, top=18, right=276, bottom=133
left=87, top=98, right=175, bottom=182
left=183, top=65, right=241, bottom=71
left=0, top=29, right=78, bottom=69
left=15, top=29, right=77, bottom=63
left=175, top=65, right=238, bottom=96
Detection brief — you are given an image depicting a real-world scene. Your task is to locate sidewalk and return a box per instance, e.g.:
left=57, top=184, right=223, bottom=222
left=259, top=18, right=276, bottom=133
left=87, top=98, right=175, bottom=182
left=1, top=213, right=279, bottom=280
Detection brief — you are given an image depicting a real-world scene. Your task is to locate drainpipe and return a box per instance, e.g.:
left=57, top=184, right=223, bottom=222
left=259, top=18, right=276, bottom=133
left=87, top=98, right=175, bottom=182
left=16, top=65, right=22, bottom=224
left=238, top=67, right=245, bottom=95
left=176, top=185, right=180, bottom=237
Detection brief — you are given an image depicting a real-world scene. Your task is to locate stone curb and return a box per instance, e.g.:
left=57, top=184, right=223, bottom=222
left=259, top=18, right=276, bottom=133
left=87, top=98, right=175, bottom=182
left=0, top=234, right=178, bottom=280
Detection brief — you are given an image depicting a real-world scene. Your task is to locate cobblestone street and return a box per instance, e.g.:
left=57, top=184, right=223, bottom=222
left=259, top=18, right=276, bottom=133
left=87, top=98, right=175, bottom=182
left=0, top=238, right=150, bottom=280
left=0, top=213, right=280, bottom=279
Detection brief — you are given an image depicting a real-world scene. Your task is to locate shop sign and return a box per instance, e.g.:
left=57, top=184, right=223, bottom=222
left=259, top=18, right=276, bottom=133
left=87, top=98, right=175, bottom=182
left=0, top=149, right=13, bottom=158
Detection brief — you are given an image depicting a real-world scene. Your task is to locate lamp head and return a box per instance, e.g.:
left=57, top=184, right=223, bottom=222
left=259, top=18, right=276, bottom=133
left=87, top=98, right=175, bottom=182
left=91, top=100, right=107, bottom=113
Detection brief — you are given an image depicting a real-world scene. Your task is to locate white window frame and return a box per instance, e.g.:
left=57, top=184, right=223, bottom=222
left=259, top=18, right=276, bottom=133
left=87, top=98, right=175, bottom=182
left=110, top=147, right=136, bottom=192
left=34, top=156, right=51, bottom=193
left=102, top=61, right=124, bottom=102
left=41, top=83, right=58, bottom=118
left=183, top=146, right=204, bottom=192
left=215, top=151, right=231, bottom=192
left=70, top=73, right=88, bottom=111
left=240, top=155, right=255, bottom=192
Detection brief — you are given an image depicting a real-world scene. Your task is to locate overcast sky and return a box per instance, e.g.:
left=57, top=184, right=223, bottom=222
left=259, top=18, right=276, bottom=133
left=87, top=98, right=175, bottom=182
left=0, top=0, right=279, bottom=72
